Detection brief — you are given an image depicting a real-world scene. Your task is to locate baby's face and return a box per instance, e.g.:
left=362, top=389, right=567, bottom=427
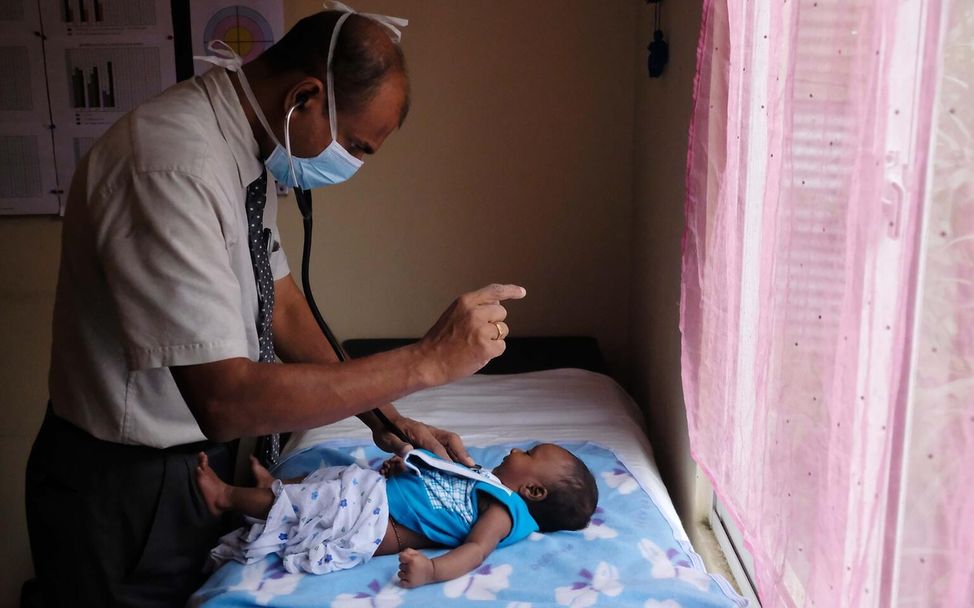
left=492, top=443, right=574, bottom=489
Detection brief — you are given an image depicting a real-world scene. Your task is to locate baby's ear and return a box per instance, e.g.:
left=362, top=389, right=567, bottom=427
left=519, top=482, right=548, bottom=502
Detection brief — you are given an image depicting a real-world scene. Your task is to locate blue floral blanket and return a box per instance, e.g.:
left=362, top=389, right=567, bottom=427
left=191, top=441, right=747, bottom=607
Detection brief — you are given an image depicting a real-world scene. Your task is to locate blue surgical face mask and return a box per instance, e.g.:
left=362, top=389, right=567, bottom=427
left=262, top=99, right=363, bottom=189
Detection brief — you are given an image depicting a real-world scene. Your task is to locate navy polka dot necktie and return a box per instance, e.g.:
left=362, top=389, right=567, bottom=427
left=245, top=170, right=280, bottom=466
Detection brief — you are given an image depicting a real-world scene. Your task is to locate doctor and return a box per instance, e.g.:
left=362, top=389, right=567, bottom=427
left=25, top=6, right=524, bottom=607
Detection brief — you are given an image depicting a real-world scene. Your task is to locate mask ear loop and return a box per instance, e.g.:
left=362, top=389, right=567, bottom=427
left=326, top=12, right=354, bottom=145
left=281, top=6, right=351, bottom=188
left=324, top=1, right=409, bottom=42
left=283, top=5, right=353, bottom=192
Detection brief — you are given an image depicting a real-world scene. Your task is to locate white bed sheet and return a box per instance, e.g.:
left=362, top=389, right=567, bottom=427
left=283, top=368, right=689, bottom=546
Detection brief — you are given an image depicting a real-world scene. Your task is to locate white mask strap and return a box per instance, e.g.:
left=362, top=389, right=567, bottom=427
left=326, top=12, right=354, bottom=143
left=195, top=40, right=283, bottom=150
left=195, top=39, right=242, bottom=70
left=324, top=1, right=409, bottom=42
left=323, top=2, right=410, bottom=141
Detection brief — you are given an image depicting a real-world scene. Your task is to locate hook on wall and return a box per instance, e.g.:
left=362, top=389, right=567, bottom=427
left=646, top=0, right=669, bottom=78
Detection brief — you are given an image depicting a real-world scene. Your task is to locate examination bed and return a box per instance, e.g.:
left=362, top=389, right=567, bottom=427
left=191, top=338, right=746, bottom=607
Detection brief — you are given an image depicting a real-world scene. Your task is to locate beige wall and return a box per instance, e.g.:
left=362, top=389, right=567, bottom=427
left=629, top=0, right=703, bottom=522
left=277, top=0, right=638, bottom=376
left=0, top=215, right=60, bottom=607
left=0, top=2, right=658, bottom=604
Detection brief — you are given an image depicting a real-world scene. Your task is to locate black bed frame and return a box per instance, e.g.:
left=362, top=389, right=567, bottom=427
left=343, top=336, right=606, bottom=375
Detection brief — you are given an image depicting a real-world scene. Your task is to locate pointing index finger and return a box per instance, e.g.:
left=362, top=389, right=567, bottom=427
left=474, top=283, right=527, bottom=305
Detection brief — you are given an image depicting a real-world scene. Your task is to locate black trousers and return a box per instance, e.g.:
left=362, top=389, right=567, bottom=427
left=25, top=407, right=235, bottom=607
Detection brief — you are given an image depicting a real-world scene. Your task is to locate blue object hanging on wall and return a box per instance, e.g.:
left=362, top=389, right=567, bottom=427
left=646, top=0, right=669, bottom=78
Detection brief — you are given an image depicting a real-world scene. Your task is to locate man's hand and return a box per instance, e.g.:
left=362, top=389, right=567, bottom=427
left=418, top=284, right=526, bottom=382
left=372, top=416, right=474, bottom=467
left=398, top=548, right=435, bottom=588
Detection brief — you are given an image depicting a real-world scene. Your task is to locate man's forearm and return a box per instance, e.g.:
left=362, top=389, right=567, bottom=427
left=173, top=277, right=524, bottom=442
left=177, top=345, right=438, bottom=441
left=171, top=275, right=423, bottom=441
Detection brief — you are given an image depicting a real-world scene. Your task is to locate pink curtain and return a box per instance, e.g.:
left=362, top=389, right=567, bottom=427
left=680, top=0, right=972, bottom=606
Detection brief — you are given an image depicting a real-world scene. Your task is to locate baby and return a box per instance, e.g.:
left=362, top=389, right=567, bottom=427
left=196, top=443, right=598, bottom=587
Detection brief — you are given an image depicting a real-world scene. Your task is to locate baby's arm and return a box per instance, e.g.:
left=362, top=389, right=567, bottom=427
left=397, top=497, right=512, bottom=588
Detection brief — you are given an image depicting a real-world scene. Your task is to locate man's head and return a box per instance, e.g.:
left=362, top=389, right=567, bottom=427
left=248, top=10, right=410, bottom=161
left=492, top=443, right=599, bottom=532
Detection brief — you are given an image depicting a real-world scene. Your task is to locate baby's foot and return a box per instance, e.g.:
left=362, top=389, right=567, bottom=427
left=380, top=455, right=405, bottom=478
left=196, top=452, right=231, bottom=515
left=250, top=455, right=275, bottom=489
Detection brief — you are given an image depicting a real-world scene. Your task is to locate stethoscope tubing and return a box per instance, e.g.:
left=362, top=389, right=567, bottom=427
left=294, top=188, right=412, bottom=446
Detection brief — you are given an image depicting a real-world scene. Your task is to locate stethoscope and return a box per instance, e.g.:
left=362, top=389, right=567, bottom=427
left=292, top=186, right=411, bottom=447
left=295, top=194, right=484, bottom=471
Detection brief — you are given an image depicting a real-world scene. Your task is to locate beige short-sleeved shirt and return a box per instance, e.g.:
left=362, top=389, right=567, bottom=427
left=49, top=67, right=290, bottom=448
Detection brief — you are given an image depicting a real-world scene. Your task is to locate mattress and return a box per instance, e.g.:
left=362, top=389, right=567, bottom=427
left=284, top=369, right=684, bottom=542
left=192, top=369, right=746, bottom=607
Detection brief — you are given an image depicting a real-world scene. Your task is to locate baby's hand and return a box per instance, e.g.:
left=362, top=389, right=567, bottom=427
left=380, top=455, right=406, bottom=478
left=397, top=548, right=435, bottom=588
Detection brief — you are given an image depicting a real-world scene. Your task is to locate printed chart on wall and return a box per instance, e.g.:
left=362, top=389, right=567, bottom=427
left=41, top=0, right=177, bottom=215
left=191, top=1, right=283, bottom=72
left=0, top=0, right=177, bottom=215
left=0, top=1, right=60, bottom=214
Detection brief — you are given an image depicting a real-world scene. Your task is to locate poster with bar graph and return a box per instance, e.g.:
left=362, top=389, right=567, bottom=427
left=60, top=0, right=159, bottom=28
left=39, top=0, right=176, bottom=214
left=0, top=0, right=61, bottom=214
left=0, top=0, right=176, bottom=214
left=58, top=0, right=159, bottom=34
left=66, top=46, right=163, bottom=116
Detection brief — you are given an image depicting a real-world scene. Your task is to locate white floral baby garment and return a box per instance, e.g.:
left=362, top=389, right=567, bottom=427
left=209, top=464, right=388, bottom=574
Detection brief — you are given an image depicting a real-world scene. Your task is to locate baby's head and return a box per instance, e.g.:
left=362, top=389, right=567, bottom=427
left=492, top=443, right=598, bottom=532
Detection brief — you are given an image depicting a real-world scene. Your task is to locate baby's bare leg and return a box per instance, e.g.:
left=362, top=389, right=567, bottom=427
left=248, top=456, right=304, bottom=486
left=196, top=452, right=276, bottom=518
left=249, top=455, right=276, bottom=488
